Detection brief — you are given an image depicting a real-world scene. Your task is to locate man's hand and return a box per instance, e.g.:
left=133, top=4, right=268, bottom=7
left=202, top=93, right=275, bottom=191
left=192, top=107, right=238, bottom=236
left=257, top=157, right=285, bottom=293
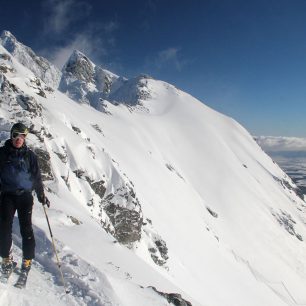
left=38, top=192, right=50, bottom=208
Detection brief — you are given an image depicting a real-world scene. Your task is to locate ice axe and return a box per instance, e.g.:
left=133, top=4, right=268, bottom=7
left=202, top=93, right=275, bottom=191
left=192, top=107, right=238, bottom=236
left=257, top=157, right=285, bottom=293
left=43, top=204, right=70, bottom=294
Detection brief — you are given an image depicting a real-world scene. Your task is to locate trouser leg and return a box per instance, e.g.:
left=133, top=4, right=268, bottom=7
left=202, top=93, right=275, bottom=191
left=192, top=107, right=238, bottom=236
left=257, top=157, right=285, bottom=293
left=0, top=195, right=16, bottom=258
left=17, top=193, right=35, bottom=260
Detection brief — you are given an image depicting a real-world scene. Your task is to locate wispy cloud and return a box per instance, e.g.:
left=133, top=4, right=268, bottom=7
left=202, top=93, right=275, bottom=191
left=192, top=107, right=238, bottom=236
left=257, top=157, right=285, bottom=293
left=155, top=48, right=182, bottom=71
left=40, top=0, right=119, bottom=69
left=147, top=47, right=190, bottom=72
left=43, top=0, right=91, bottom=34
left=44, top=32, right=107, bottom=69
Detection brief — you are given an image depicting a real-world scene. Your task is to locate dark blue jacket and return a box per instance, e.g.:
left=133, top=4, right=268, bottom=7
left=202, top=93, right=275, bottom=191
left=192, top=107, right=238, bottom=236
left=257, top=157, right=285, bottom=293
left=0, top=140, right=44, bottom=195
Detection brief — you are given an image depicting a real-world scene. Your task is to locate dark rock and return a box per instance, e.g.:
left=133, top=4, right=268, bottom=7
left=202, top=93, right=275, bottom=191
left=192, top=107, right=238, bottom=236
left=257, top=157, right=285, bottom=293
left=73, top=169, right=85, bottom=179
left=165, top=163, right=184, bottom=180
left=85, top=177, right=106, bottom=199
left=32, top=147, right=53, bottom=181
left=273, top=175, right=304, bottom=201
left=64, top=50, right=95, bottom=83
left=17, top=94, right=42, bottom=117
left=0, top=53, right=11, bottom=61
left=0, top=64, right=14, bottom=73
left=87, top=199, right=94, bottom=207
left=206, top=207, right=218, bottom=218
left=143, top=221, right=169, bottom=266
left=149, top=286, right=192, bottom=306
left=37, top=89, right=46, bottom=98
left=61, top=175, right=70, bottom=190
left=54, top=151, right=67, bottom=163
left=67, top=215, right=82, bottom=225
left=272, top=210, right=303, bottom=241
left=104, top=201, right=142, bottom=244
left=155, top=240, right=168, bottom=259
left=44, top=86, right=54, bottom=93
left=150, top=239, right=169, bottom=266
left=0, top=75, right=18, bottom=93
left=91, top=124, right=104, bottom=135
left=72, top=125, right=81, bottom=134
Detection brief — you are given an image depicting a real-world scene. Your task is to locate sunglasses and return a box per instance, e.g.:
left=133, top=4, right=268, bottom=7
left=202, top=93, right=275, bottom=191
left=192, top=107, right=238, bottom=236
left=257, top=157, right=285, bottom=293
left=12, top=132, right=27, bottom=139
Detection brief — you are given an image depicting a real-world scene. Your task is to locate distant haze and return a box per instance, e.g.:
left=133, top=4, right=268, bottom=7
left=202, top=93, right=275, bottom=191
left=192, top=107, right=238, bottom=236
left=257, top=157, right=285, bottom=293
left=255, top=136, right=306, bottom=156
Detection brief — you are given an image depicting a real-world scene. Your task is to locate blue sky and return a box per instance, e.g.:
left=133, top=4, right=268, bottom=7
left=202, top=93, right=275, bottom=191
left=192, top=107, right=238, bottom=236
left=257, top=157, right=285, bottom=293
left=1, top=0, right=306, bottom=136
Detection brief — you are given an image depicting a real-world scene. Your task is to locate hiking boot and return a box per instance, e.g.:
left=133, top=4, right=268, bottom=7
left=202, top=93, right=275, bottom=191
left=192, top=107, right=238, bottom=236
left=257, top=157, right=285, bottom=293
left=2, top=256, right=14, bottom=273
left=21, top=259, right=32, bottom=271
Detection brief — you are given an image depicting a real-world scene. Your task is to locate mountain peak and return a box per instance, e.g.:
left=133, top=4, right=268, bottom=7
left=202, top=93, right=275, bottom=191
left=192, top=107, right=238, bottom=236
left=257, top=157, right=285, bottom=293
left=1, top=30, right=17, bottom=41
left=71, top=49, right=87, bottom=58
left=63, top=49, right=95, bottom=83
left=0, top=30, right=62, bottom=89
left=67, top=49, right=93, bottom=66
left=0, top=30, right=18, bottom=53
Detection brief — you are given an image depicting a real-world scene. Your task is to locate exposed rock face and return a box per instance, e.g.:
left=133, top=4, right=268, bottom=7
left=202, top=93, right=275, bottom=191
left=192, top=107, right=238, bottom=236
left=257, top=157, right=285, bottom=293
left=148, top=239, right=169, bottom=266
left=108, top=75, right=152, bottom=106
left=64, top=50, right=95, bottom=83
left=102, top=184, right=143, bottom=244
left=85, top=177, right=106, bottom=199
left=32, top=147, right=53, bottom=181
left=17, top=94, right=42, bottom=118
left=143, top=219, right=169, bottom=266
left=273, top=174, right=305, bottom=201
left=59, top=50, right=123, bottom=109
left=0, top=74, right=42, bottom=128
left=0, top=31, right=61, bottom=89
left=272, top=209, right=303, bottom=241
left=149, top=287, right=192, bottom=306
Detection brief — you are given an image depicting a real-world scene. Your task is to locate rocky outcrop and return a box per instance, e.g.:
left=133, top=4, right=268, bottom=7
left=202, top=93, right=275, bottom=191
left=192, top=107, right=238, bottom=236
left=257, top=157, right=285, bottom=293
left=85, top=177, right=106, bottom=199
left=273, top=175, right=305, bottom=201
left=143, top=219, right=169, bottom=266
left=33, top=147, right=53, bottom=181
left=108, top=74, right=152, bottom=106
left=59, top=50, right=122, bottom=110
left=102, top=184, right=143, bottom=244
left=272, top=209, right=303, bottom=241
left=149, top=287, right=192, bottom=306
left=63, top=50, right=95, bottom=83
left=0, top=31, right=61, bottom=89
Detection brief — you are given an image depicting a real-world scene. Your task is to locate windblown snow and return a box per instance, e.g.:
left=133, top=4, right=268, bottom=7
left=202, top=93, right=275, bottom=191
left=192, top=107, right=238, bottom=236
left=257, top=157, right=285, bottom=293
left=0, top=31, right=306, bottom=306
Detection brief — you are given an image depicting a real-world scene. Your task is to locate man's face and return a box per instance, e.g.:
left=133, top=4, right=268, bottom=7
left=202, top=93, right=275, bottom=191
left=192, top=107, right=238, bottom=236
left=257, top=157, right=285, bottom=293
left=11, top=133, right=26, bottom=148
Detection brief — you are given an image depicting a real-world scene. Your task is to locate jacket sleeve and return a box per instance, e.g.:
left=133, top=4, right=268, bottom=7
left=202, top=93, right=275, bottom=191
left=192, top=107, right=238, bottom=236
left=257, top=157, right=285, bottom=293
left=0, top=147, right=7, bottom=192
left=30, top=151, right=44, bottom=196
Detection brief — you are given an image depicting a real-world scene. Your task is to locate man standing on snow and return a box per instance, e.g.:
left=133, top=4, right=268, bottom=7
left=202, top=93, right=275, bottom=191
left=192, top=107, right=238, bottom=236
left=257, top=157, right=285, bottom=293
left=0, top=122, right=49, bottom=275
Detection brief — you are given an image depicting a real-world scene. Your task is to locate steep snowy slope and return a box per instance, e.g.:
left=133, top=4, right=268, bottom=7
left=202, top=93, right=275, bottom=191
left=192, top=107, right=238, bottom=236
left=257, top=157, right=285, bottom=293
left=0, top=38, right=306, bottom=306
left=0, top=31, right=61, bottom=89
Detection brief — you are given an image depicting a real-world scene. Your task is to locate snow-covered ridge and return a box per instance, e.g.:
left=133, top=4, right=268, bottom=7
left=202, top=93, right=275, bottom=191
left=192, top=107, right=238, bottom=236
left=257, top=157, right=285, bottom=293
left=1, top=34, right=306, bottom=306
left=0, top=30, right=62, bottom=89
left=0, top=30, right=154, bottom=110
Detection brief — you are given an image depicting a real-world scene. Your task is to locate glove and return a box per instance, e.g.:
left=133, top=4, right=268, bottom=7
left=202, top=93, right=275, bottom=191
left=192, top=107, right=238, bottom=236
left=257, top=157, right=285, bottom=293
left=44, top=197, right=50, bottom=208
left=37, top=192, right=50, bottom=207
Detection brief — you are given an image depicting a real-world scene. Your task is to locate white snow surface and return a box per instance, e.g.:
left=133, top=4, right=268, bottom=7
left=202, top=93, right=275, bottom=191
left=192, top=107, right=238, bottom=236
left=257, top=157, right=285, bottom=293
left=0, top=42, right=306, bottom=306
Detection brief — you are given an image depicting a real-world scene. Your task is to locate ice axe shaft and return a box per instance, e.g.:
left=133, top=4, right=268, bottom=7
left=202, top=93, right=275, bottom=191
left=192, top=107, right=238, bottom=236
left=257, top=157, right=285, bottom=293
left=43, top=205, right=70, bottom=294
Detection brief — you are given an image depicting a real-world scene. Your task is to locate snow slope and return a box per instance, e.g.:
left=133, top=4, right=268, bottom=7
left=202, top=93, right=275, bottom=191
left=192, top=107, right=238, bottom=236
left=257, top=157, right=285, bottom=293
left=1, top=38, right=306, bottom=306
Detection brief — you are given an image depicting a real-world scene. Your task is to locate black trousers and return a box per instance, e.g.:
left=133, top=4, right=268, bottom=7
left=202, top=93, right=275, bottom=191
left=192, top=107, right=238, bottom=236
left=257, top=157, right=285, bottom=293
left=0, top=192, right=35, bottom=260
